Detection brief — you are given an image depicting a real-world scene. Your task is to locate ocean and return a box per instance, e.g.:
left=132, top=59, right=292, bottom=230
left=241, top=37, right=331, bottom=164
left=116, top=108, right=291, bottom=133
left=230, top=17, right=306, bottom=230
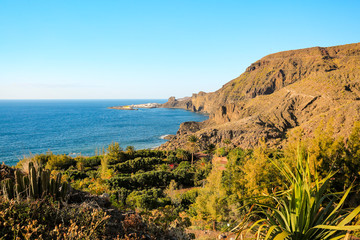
left=0, top=100, right=208, bottom=166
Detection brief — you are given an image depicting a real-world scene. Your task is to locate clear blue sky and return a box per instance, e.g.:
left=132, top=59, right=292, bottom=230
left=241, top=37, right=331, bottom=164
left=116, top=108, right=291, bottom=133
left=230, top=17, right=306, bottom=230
left=0, top=0, right=359, bottom=99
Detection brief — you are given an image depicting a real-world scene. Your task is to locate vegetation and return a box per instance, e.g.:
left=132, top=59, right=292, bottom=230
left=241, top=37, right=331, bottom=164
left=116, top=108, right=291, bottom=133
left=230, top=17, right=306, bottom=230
left=1, top=121, right=360, bottom=239
left=0, top=197, right=109, bottom=240
left=1, top=162, right=70, bottom=201
left=235, top=154, right=360, bottom=239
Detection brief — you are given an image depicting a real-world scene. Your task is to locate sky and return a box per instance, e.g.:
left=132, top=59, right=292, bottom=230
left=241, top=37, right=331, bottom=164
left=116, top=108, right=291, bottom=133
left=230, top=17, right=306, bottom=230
left=0, top=0, right=359, bottom=99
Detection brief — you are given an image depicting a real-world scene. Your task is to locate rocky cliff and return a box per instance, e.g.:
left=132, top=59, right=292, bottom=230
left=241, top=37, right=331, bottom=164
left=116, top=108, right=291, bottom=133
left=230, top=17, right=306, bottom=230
left=159, top=42, right=360, bottom=150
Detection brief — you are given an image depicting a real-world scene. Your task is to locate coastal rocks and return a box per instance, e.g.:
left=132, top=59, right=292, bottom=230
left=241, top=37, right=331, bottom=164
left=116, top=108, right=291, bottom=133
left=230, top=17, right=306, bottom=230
left=159, top=42, right=360, bottom=150
left=160, top=134, right=175, bottom=140
left=176, top=121, right=202, bottom=135
left=160, top=96, right=193, bottom=110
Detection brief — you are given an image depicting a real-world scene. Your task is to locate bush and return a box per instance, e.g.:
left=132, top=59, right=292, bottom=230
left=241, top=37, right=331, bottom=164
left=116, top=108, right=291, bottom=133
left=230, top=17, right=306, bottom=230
left=108, top=170, right=177, bottom=190
left=65, top=168, right=88, bottom=180
left=16, top=153, right=52, bottom=172
left=194, top=159, right=212, bottom=186
left=46, top=154, right=76, bottom=170
left=175, top=149, right=191, bottom=162
left=110, top=187, right=131, bottom=208
left=126, top=188, right=170, bottom=210
left=112, top=157, right=163, bottom=173
left=76, top=156, right=101, bottom=169
left=133, top=149, right=167, bottom=159
left=180, top=188, right=200, bottom=208
left=173, top=162, right=195, bottom=188
left=0, top=197, right=109, bottom=239
left=215, top=147, right=227, bottom=157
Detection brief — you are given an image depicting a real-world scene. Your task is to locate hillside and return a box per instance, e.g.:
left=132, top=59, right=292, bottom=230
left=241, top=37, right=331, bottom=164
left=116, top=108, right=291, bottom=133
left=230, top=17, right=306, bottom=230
left=160, top=42, right=360, bottom=150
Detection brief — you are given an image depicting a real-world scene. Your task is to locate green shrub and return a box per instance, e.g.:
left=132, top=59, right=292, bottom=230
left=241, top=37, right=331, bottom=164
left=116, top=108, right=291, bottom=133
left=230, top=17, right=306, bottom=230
left=64, top=168, right=88, bottom=180
left=167, top=152, right=178, bottom=163
left=16, top=153, right=52, bottom=172
left=173, top=162, right=195, bottom=188
left=110, top=187, right=131, bottom=208
left=112, top=157, right=162, bottom=173
left=126, top=188, right=170, bottom=210
left=180, top=188, right=200, bottom=208
left=46, top=154, right=76, bottom=170
left=175, top=149, right=191, bottom=162
left=76, top=156, right=101, bottom=169
left=133, top=149, right=167, bottom=159
left=215, top=147, right=227, bottom=157
left=194, top=159, right=212, bottom=186
left=108, top=170, right=177, bottom=190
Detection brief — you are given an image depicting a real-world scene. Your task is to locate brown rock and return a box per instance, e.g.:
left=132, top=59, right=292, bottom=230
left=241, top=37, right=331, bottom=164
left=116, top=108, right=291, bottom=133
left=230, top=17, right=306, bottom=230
left=159, top=42, right=360, bottom=150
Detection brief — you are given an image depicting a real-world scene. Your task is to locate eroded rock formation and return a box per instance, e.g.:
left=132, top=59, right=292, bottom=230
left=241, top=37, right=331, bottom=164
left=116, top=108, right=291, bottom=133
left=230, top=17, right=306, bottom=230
left=159, top=42, right=360, bottom=150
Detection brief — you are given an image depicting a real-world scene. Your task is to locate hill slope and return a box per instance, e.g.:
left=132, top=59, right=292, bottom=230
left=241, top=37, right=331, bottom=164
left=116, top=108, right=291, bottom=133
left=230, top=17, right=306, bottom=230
left=160, top=42, right=360, bottom=149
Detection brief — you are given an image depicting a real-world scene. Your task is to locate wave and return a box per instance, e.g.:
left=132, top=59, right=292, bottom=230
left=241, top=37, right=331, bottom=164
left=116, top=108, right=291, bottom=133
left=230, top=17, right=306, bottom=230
left=160, top=135, right=169, bottom=139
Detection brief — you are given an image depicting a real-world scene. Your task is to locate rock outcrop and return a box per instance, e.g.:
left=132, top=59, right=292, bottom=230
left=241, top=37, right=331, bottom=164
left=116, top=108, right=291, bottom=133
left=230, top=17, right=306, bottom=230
left=159, top=42, right=360, bottom=150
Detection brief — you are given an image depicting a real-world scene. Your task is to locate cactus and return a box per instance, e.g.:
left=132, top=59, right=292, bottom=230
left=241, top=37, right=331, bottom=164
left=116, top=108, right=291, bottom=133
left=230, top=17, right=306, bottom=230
left=30, top=165, right=38, bottom=198
left=1, top=179, right=14, bottom=200
left=0, top=163, right=71, bottom=201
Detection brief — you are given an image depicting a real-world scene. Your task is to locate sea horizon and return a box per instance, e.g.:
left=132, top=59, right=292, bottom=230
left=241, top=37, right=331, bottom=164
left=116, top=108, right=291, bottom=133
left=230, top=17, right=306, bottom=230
left=0, top=98, right=171, bottom=101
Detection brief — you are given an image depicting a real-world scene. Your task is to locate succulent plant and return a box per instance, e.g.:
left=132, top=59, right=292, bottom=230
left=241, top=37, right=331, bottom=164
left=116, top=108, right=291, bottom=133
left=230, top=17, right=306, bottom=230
left=1, top=162, right=70, bottom=201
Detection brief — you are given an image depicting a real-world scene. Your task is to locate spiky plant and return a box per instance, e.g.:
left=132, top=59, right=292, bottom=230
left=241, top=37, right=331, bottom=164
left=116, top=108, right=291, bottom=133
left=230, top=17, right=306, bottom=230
left=235, top=154, right=360, bottom=240
left=1, top=162, right=70, bottom=201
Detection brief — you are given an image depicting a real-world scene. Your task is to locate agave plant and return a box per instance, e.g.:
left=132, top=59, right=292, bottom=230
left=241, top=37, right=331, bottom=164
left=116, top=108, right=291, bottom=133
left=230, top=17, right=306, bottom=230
left=235, top=154, right=360, bottom=240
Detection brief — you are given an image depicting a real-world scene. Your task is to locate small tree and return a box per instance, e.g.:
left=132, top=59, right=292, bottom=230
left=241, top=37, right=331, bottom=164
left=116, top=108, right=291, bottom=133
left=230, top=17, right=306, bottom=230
left=187, top=135, right=199, bottom=165
left=106, top=142, right=125, bottom=164
left=100, top=155, right=112, bottom=179
left=223, top=139, right=232, bottom=152
left=126, top=146, right=136, bottom=157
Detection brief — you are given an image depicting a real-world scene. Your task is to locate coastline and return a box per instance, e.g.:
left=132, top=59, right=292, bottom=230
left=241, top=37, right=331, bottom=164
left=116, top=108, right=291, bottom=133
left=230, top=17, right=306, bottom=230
left=1, top=99, right=208, bottom=166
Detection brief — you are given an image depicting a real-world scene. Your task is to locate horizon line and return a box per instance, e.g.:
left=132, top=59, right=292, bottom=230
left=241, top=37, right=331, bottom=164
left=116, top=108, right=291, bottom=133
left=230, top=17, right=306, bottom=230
left=0, top=98, right=169, bottom=100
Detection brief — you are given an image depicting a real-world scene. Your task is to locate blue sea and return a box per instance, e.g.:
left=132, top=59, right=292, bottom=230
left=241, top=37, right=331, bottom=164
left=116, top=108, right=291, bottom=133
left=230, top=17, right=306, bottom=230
left=0, top=100, right=208, bottom=166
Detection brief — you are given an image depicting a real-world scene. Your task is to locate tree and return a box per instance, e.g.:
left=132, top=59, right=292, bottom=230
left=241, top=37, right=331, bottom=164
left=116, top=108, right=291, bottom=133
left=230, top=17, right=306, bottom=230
left=125, top=146, right=136, bottom=157
left=223, top=139, right=232, bottom=152
left=191, top=168, right=229, bottom=230
left=187, top=135, right=199, bottom=165
left=106, top=142, right=125, bottom=164
left=342, top=121, right=360, bottom=188
left=100, top=155, right=112, bottom=179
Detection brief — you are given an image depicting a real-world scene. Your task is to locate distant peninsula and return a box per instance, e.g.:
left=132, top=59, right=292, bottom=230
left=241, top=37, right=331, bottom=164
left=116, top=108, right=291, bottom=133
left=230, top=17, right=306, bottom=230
left=108, top=102, right=161, bottom=110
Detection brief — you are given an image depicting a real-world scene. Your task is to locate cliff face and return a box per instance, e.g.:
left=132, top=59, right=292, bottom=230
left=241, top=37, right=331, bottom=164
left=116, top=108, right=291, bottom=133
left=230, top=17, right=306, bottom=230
left=159, top=43, right=360, bottom=150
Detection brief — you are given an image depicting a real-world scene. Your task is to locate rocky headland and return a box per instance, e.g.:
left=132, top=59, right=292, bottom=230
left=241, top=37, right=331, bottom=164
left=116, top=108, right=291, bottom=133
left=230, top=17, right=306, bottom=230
left=158, top=42, right=360, bottom=150
left=109, top=103, right=162, bottom=110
